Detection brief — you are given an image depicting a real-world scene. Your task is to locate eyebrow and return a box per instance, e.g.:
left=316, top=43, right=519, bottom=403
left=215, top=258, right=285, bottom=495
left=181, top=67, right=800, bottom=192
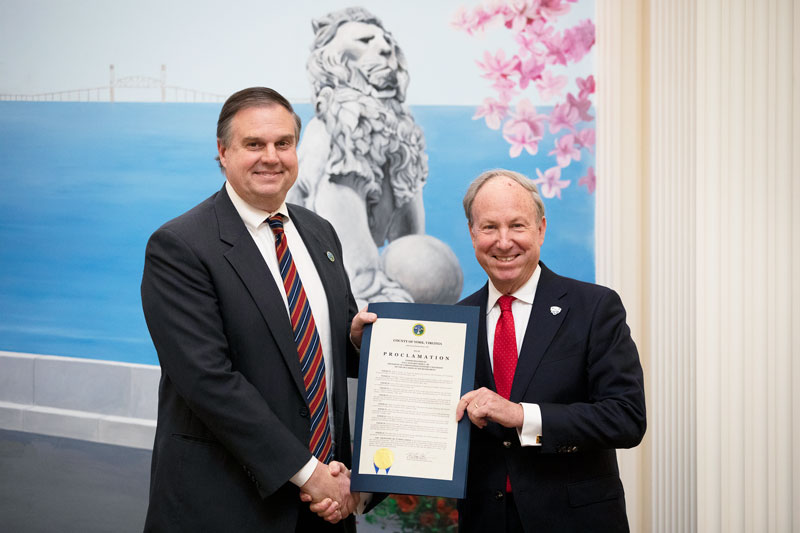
left=240, top=134, right=295, bottom=144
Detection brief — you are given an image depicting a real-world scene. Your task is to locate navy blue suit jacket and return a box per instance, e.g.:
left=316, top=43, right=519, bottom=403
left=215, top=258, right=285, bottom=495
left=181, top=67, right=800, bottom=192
left=457, top=264, right=646, bottom=533
left=141, top=185, right=359, bottom=532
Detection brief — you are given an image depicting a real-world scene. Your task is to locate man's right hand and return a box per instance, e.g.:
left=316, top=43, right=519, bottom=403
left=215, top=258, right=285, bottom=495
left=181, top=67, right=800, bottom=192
left=350, top=306, right=378, bottom=349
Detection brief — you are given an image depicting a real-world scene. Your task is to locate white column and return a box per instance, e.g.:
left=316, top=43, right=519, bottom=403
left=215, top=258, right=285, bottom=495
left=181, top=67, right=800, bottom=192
left=595, top=2, right=651, bottom=532
left=598, top=0, right=800, bottom=531
left=695, top=0, right=799, bottom=531
left=648, top=0, right=699, bottom=531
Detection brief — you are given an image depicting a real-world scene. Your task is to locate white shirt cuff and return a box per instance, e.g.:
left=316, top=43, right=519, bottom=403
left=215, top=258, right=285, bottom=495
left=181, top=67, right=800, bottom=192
left=290, top=456, right=319, bottom=487
left=517, top=402, right=542, bottom=447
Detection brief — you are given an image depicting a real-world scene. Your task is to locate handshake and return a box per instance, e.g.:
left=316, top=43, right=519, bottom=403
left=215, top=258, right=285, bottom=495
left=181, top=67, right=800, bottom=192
left=299, top=460, right=361, bottom=523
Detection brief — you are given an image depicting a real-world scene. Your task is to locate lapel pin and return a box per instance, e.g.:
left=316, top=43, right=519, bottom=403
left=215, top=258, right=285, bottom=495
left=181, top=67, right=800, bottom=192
left=326, top=251, right=335, bottom=262
left=550, top=306, right=562, bottom=316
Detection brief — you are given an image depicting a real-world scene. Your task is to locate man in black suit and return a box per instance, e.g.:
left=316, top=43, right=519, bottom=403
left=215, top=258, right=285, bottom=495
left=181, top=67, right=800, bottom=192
left=141, top=87, right=367, bottom=531
left=455, top=169, right=646, bottom=532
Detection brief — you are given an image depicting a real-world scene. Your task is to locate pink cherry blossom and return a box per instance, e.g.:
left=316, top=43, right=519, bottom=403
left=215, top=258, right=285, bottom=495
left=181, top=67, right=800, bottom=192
left=542, top=32, right=569, bottom=66
left=576, top=75, right=595, bottom=99
left=502, top=98, right=547, bottom=157
left=473, top=98, right=509, bottom=130
left=575, top=128, right=595, bottom=153
left=549, top=134, right=581, bottom=167
left=563, top=19, right=595, bottom=62
left=459, top=0, right=596, bottom=201
left=539, top=0, right=571, bottom=19
left=578, top=166, right=596, bottom=194
left=536, top=70, right=568, bottom=101
left=515, top=28, right=539, bottom=56
left=451, top=7, right=477, bottom=33
left=483, top=0, right=509, bottom=18
left=515, top=20, right=554, bottom=57
left=512, top=98, right=547, bottom=128
left=567, top=92, right=593, bottom=121
left=534, top=166, right=571, bottom=198
left=471, top=6, right=497, bottom=32
left=476, top=49, right=521, bottom=83
left=516, top=57, right=545, bottom=89
left=503, top=0, right=542, bottom=32
left=548, top=102, right=579, bottom=134
left=527, top=18, right=555, bottom=40
left=491, top=77, right=519, bottom=102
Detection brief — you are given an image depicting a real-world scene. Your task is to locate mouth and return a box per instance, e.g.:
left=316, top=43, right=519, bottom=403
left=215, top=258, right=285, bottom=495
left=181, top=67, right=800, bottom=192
left=493, top=255, right=519, bottom=263
left=253, top=169, right=283, bottom=178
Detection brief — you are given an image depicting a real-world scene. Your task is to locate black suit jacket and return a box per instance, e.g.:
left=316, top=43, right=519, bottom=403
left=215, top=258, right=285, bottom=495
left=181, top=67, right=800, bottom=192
left=141, top=185, right=359, bottom=532
left=457, top=264, right=646, bottom=533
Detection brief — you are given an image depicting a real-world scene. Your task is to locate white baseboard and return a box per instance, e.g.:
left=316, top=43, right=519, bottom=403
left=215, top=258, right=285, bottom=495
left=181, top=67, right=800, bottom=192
left=0, top=351, right=158, bottom=449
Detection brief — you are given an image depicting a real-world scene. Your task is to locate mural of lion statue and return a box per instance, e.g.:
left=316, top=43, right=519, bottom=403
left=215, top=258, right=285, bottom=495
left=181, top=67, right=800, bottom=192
left=288, top=7, right=462, bottom=307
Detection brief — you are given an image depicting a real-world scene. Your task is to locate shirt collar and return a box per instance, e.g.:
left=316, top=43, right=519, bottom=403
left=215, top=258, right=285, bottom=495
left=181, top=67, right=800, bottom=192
left=486, top=264, right=542, bottom=315
left=225, top=181, right=289, bottom=231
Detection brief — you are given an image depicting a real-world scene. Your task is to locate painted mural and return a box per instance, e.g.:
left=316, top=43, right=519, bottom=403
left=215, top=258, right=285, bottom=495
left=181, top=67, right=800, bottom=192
left=0, top=2, right=594, bottom=529
left=0, top=0, right=595, bottom=370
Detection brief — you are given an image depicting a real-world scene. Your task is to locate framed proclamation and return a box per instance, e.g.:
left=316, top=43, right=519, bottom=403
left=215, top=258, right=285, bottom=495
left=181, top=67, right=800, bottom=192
left=350, top=302, right=479, bottom=498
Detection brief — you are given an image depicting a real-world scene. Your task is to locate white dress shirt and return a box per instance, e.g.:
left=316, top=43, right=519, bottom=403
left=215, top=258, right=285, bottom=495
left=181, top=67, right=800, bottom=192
left=486, top=265, right=543, bottom=447
left=226, top=182, right=333, bottom=486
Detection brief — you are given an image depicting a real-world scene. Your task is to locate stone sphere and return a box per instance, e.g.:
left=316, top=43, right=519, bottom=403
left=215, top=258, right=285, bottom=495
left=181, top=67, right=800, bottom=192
left=380, top=234, right=464, bottom=304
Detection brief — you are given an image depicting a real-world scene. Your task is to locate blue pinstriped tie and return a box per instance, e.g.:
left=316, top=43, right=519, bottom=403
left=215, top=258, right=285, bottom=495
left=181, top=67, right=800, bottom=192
left=268, top=215, right=332, bottom=463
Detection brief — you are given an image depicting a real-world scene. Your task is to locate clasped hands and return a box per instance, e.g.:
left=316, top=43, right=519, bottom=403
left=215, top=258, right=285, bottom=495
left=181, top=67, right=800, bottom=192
left=300, top=460, right=360, bottom=523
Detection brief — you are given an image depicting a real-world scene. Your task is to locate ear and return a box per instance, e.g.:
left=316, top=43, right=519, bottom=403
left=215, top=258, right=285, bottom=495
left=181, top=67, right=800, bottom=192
left=468, top=222, right=477, bottom=248
left=538, top=216, right=547, bottom=245
left=217, top=139, right=227, bottom=168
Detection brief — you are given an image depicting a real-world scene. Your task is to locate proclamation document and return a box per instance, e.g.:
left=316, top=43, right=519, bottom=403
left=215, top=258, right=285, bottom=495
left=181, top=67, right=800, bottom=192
left=350, top=302, right=479, bottom=498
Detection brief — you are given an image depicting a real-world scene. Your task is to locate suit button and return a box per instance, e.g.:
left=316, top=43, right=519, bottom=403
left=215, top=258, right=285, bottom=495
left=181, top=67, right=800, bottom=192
left=502, top=441, right=512, bottom=448
left=299, top=407, right=309, bottom=417
left=494, top=491, right=504, bottom=501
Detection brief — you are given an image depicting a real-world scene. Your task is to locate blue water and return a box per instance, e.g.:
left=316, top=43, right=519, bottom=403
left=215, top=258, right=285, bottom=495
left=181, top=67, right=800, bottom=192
left=0, top=102, right=594, bottom=365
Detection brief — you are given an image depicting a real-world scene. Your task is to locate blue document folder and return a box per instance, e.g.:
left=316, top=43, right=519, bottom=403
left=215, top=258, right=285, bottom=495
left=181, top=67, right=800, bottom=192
left=350, top=302, right=479, bottom=498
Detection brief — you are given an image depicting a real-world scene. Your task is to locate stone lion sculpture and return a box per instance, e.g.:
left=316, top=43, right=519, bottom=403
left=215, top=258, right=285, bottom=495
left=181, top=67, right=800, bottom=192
left=288, top=7, right=462, bottom=307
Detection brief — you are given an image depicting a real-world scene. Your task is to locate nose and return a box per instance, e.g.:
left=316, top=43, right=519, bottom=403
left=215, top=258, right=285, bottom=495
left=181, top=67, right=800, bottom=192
left=374, top=35, right=392, bottom=58
left=261, top=144, right=279, bottom=163
left=496, top=228, right=513, bottom=248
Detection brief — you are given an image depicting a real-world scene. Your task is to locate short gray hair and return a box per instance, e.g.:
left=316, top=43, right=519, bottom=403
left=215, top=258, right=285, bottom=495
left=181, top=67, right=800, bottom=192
left=463, top=169, right=546, bottom=226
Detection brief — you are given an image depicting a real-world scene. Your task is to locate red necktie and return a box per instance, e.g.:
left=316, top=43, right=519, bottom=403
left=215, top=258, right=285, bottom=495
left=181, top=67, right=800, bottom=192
left=493, top=294, right=517, bottom=492
left=269, top=215, right=333, bottom=463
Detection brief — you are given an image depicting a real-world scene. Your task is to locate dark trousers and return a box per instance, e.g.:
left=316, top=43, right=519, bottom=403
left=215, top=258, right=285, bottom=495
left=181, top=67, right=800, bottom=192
left=506, top=492, right=525, bottom=533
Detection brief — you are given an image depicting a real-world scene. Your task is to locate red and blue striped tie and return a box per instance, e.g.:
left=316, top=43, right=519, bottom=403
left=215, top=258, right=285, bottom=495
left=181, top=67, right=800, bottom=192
left=268, top=214, right=333, bottom=464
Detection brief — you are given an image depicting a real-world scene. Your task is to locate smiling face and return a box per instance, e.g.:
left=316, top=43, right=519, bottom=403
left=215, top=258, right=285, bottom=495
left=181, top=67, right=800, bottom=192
left=469, top=176, right=547, bottom=294
left=217, top=105, right=299, bottom=212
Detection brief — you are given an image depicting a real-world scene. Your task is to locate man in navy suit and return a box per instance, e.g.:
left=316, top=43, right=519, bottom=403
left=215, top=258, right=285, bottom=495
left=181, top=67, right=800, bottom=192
left=141, top=87, right=368, bottom=531
left=455, top=169, right=646, bottom=532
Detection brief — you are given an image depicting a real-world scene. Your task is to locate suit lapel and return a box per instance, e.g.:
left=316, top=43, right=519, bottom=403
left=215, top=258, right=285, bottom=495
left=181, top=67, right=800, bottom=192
left=469, top=285, right=496, bottom=392
left=509, top=264, right=568, bottom=402
left=214, top=187, right=307, bottom=400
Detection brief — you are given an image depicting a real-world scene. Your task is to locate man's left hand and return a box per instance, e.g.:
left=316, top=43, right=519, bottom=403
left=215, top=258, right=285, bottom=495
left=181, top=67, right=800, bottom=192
left=456, top=387, right=524, bottom=429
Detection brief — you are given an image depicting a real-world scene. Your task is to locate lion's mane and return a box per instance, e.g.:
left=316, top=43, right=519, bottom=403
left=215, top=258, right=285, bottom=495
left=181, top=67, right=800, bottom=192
left=305, top=7, right=428, bottom=210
